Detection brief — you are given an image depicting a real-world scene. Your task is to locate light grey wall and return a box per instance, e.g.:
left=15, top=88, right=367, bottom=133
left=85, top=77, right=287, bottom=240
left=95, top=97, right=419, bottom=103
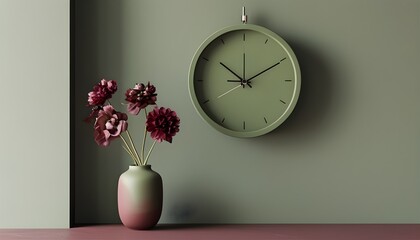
left=0, top=0, right=69, bottom=228
left=75, top=0, right=420, bottom=224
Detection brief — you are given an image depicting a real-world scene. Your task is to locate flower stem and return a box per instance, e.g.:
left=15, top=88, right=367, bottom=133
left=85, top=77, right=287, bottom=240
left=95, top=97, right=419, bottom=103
left=120, top=135, right=139, bottom=165
left=126, top=130, right=142, bottom=165
left=141, top=109, right=148, bottom=163
left=143, top=140, right=157, bottom=166
left=122, top=144, right=136, bottom=163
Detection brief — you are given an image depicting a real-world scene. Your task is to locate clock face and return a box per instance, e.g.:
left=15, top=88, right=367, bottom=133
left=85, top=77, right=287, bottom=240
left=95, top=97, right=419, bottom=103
left=189, top=24, right=300, bottom=137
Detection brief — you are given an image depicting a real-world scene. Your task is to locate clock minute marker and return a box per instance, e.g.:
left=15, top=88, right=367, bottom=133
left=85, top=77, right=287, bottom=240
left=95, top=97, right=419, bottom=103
left=243, top=121, right=246, bottom=130
left=285, top=79, right=292, bottom=82
left=265, top=39, right=268, bottom=44
left=280, top=100, right=286, bottom=104
left=221, top=39, right=225, bottom=44
left=203, top=99, right=210, bottom=104
left=202, top=57, right=209, bottom=61
left=264, top=117, right=268, bottom=124
left=221, top=117, right=225, bottom=123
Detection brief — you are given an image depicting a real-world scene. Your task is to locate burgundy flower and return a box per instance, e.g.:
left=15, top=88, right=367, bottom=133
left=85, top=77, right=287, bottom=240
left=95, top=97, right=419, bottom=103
left=125, top=82, right=157, bottom=115
left=94, top=105, right=128, bottom=146
left=87, top=79, right=118, bottom=106
left=84, top=105, right=103, bottom=123
left=146, top=107, right=180, bottom=143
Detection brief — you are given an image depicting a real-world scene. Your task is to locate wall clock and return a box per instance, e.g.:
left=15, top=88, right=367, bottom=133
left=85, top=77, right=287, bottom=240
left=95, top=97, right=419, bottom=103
left=188, top=8, right=300, bottom=137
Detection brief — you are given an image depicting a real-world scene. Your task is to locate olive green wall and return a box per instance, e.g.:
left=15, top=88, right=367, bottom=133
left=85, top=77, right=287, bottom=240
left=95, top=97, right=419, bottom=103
left=0, top=0, right=69, bottom=228
left=75, top=0, right=420, bottom=224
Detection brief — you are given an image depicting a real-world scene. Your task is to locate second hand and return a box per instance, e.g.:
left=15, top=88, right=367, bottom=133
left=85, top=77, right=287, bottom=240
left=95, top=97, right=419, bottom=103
left=217, top=85, right=242, bottom=99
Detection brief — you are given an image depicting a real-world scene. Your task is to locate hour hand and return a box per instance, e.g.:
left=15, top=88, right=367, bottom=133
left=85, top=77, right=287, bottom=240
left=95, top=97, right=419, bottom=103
left=220, top=62, right=243, bottom=80
left=227, top=79, right=252, bottom=88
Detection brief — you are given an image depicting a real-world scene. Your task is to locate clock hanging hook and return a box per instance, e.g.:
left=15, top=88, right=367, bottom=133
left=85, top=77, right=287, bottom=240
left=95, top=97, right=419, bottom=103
left=241, top=6, right=247, bottom=24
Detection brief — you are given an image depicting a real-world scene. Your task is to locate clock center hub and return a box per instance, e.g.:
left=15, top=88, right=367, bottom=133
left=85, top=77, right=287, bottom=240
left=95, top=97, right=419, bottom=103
left=241, top=79, right=252, bottom=88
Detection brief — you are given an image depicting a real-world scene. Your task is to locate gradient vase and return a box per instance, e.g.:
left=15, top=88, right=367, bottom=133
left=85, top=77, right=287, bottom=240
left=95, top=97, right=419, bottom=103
left=118, top=165, right=163, bottom=230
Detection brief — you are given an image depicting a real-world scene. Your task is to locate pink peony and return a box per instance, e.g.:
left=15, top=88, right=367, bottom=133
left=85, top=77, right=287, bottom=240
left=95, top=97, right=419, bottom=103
left=146, top=107, right=180, bottom=143
left=94, top=105, right=128, bottom=146
left=87, top=79, right=118, bottom=106
left=125, top=82, right=157, bottom=115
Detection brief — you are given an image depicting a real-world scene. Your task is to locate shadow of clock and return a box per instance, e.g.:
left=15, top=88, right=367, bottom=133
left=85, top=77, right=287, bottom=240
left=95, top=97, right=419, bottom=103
left=258, top=39, right=336, bottom=144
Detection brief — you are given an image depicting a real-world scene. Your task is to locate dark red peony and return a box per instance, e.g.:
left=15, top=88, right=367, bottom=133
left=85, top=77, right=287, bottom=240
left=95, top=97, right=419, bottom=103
left=125, top=82, right=157, bottom=115
left=94, top=105, right=128, bottom=146
left=146, top=107, right=180, bottom=143
left=85, top=79, right=181, bottom=166
left=87, top=79, right=118, bottom=106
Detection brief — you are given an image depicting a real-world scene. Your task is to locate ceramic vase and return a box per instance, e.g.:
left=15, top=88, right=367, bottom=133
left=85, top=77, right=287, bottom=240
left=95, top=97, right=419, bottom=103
left=118, top=165, right=163, bottom=230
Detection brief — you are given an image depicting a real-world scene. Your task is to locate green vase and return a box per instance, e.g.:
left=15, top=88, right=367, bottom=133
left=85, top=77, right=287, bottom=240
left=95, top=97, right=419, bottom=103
left=117, top=165, right=163, bottom=230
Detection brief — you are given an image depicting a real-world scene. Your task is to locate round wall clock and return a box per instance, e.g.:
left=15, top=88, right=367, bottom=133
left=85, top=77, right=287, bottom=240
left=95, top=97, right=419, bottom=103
left=188, top=9, right=300, bottom=138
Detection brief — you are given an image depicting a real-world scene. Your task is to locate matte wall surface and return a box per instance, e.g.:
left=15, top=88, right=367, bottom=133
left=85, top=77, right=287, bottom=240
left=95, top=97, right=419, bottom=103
left=75, top=0, right=420, bottom=224
left=0, top=0, right=69, bottom=228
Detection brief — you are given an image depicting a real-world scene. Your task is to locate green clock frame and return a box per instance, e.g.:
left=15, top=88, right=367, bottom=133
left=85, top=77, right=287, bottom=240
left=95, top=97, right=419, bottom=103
left=188, top=24, right=301, bottom=138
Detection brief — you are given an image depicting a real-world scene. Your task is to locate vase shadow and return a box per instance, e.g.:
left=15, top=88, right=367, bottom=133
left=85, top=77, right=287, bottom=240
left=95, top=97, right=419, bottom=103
left=162, top=182, right=233, bottom=225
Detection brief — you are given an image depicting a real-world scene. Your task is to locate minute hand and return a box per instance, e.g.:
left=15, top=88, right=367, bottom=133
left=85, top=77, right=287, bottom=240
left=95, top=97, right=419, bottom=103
left=247, top=61, right=281, bottom=82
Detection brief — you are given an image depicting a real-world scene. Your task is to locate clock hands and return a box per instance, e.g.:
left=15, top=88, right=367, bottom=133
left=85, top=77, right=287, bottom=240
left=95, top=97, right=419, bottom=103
left=216, top=59, right=247, bottom=99
left=220, top=60, right=252, bottom=88
left=227, top=79, right=252, bottom=88
left=242, top=53, right=246, bottom=88
left=210, top=59, right=283, bottom=103
left=223, top=57, right=285, bottom=89
left=247, top=61, right=281, bottom=82
left=219, top=62, right=243, bottom=81
left=217, top=84, right=242, bottom=99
